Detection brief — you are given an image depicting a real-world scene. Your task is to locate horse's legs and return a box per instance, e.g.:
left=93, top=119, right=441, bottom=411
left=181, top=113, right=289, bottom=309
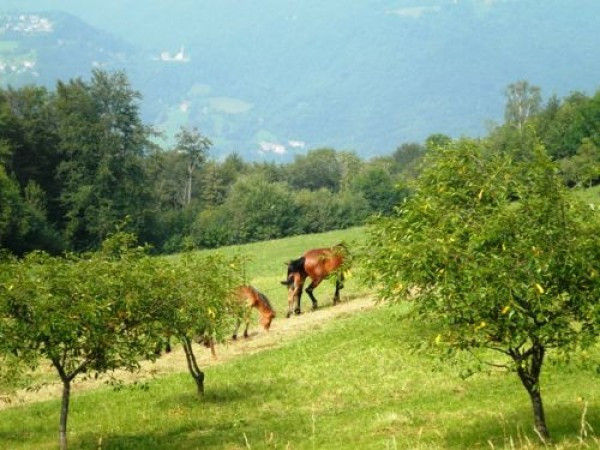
left=333, top=272, right=345, bottom=305
left=234, top=306, right=252, bottom=339
left=295, top=284, right=304, bottom=315
left=306, top=278, right=323, bottom=310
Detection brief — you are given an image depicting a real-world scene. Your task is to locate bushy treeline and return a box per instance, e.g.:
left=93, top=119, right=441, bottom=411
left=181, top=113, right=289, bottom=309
left=0, top=70, right=413, bottom=255
left=2, top=74, right=599, bottom=255
left=489, top=80, right=600, bottom=186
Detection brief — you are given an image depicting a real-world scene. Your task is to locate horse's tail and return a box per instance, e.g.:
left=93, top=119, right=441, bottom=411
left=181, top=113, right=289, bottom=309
left=288, top=256, right=306, bottom=277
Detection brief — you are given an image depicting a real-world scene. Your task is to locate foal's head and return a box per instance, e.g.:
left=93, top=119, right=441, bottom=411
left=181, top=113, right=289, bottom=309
left=256, top=291, right=276, bottom=331
left=260, top=310, right=275, bottom=331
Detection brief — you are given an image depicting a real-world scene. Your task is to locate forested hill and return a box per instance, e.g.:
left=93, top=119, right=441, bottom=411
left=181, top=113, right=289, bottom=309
left=1, top=0, right=600, bottom=159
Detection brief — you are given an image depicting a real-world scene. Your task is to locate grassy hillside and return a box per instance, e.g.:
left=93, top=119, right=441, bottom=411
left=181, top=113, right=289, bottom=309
left=1, top=222, right=600, bottom=448
left=0, top=303, right=598, bottom=448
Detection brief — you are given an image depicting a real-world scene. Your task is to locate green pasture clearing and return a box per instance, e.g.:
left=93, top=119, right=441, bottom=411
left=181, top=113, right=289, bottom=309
left=183, top=226, right=366, bottom=315
left=0, top=228, right=365, bottom=395
left=0, top=40, right=18, bottom=52
left=208, top=96, right=253, bottom=115
left=0, top=305, right=598, bottom=449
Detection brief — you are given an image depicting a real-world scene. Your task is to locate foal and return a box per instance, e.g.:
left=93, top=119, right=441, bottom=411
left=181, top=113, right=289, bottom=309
left=232, top=285, right=276, bottom=339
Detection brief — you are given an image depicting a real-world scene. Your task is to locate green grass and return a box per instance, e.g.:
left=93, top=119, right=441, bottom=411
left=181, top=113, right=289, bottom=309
left=2, top=222, right=600, bottom=449
left=0, top=305, right=598, bottom=449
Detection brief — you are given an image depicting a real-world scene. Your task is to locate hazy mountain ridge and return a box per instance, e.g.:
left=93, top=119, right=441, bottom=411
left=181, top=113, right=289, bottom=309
left=1, top=1, right=599, bottom=160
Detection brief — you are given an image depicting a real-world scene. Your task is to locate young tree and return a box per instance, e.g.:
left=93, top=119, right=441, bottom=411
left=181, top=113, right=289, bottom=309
left=505, top=80, right=542, bottom=133
left=174, top=126, right=212, bottom=206
left=362, top=139, right=600, bottom=442
left=0, top=165, right=25, bottom=243
left=350, top=165, right=407, bottom=215
left=559, top=137, right=600, bottom=187
left=285, top=148, right=342, bottom=192
left=163, top=251, right=244, bottom=395
left=0, top=233, right=170, bottom=449
left=391, top=141, right=426, bottom=180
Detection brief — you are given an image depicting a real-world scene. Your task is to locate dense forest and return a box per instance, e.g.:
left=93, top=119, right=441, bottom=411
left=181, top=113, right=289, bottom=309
left=1, top=72, right=599, bottom=255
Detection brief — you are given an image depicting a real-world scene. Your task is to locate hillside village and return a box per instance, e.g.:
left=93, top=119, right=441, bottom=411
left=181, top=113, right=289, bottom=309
left=0, top=14, right=52, bottom=76
left=0, top=14, right=53, bottom=34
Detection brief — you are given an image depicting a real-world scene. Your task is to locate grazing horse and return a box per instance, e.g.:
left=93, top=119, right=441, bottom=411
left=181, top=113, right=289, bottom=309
left=232, top=285, right=276, bottom=340
left=281, top=245, right=346, bottom=317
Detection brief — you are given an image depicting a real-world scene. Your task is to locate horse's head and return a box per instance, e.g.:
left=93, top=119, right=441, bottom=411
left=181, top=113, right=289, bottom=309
left=255, top=290, right=276, bottom=331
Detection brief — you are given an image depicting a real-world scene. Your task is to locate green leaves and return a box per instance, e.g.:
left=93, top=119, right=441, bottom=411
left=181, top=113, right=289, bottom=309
left=362, top=138, right=600, bottom=439
left=0, top=230, right=245, bottom=392
left=364, top=138, right=600, bottom=356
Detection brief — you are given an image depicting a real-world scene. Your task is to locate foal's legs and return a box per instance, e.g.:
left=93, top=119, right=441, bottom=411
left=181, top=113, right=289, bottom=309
left=233, top=307, right=252, bottom=339
left=305, top=278, right=323, bottom=310
left=232, top=318, right=241, bottom=340
left=243, top=314, right=250, bottom=338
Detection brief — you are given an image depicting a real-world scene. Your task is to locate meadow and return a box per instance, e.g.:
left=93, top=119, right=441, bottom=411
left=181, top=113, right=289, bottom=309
left=0, top=226, right=599, bottom=449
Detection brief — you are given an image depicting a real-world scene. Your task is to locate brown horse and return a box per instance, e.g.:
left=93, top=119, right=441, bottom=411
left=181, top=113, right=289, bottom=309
left=232, top=285, right=276, bottom=339
left=281, top=245, right=346, bottom=317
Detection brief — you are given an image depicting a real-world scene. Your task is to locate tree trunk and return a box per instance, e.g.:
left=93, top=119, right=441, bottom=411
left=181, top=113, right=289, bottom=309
left=528, top=387, right=550, bottom=442
left=512, top=344, right=550, bottom=443
left=59, top=379, right=71, bottom=450
left=186, top=165, right=193, bottom=205
left=182, top=335, right=204, bottom=395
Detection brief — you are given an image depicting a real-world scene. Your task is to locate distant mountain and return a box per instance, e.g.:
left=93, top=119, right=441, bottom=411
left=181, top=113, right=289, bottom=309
left=0, top=12, right=135, bottom=86
left=2, top=1, right=600, bottom=160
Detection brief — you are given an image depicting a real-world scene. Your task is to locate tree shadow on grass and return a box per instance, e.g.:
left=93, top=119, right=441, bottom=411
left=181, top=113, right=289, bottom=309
left=75, top=419, right=272, bottom=450
left=71, top=378, right=297, bottom=449
left=443, top=403, right=600, bottom=448
left=157, top=379, right=272, bottom=408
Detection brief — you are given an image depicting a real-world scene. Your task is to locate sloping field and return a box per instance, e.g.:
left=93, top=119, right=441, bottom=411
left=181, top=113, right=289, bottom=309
left=1, top=220, right=599, bottom=448
left=0, top=298, right=598, bottom=449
